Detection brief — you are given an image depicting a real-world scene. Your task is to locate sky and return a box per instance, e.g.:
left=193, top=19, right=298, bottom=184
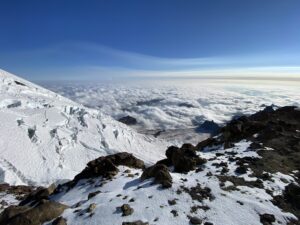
left=0, top=0, right=300, bottom=80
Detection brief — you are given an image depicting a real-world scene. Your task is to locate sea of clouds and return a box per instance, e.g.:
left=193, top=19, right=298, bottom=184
left=43, top=79, right=300, bottom=143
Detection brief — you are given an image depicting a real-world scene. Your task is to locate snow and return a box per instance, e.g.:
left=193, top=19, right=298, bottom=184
left=0, top=69, right=169, bottom=186
left=48, top=140, right=297, bottom=225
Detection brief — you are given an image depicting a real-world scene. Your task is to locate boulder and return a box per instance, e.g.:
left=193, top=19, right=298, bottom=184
left=190, top=216, right=202, bottom=224
left=0, top=200, right=68, bottom=225
left=141, top=164, right=172, bottom=188
left=166, top=145, right=206, bottom=173
left=259, top=213, right=275, bottom=225
left=120, top=204, right=134, bottom=216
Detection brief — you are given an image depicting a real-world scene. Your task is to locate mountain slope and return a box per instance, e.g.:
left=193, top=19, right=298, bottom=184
left=0, top=69, right=169, bottom=186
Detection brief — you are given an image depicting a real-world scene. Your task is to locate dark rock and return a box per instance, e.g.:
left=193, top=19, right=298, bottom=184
left=72, top=153, right=145, bottom=184
left=170, top=209, right=178, bottom=217
left=118, top=116, right=137, bottom=125
left=52, top=217, right=67, bottom=225
left=260, top=213, right=275, bottom=225
left=284, top=183, right=300, bottom=209
left=88, top=191, right=101, bottom=199
left=122, top=221, right=149, bottom=225
left=168, top=199, right=177, bottom=205
left=196, top=138, right=218, bottom=151
left=196, top=120, right=221, bottom=136
left=87, top=203, right=96, bottom=213
left=204, top=222, right=214, bottom=225
left=235, top=165, right=247, bottom=174
left=165, top=145, right=206, bottom=173
left=120, top=204, right=134, bottom=216
left=20, top=184, right=56, bottom=205
left=141, top=164, right=172, bottom=188
left=0, top=200, right=68, bottom=225
left=14, top=80, right=26, bottom=86
left=190, top=216, right=202, bottom=224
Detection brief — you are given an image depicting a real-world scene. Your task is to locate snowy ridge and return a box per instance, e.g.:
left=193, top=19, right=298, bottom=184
left=0, top=69, right=169, bottom=186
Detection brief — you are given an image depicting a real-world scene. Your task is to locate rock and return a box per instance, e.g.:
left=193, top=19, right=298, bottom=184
left=196, top=120, right=221, bottom=135
left=0, top=200, right=68, bottom=225
left=204, top=222, right=214, bottom=225
left=52, top=217, right=67, bottom=225
left=87, top=203, right=96, bottom=213
left=190, top=216, right=202, bottom=224
left=260, top=213, right=275, bottom=225
left=118, top=116, right=137, bottom=125
left=88, top=191, right=101, bottom=199
left=72, top=153, right=145, bottom=184
left=120, top=204, right=134, bottom=216
left=284, top=183, right=300, bottom=209
left=165, top=145, right=206, bottom=173
left=168, top=199, right=177, bottom=205
left=122, top=221, right=149, bottom=225
left=235, top=165, right=247, bottom=174
left=141, top=164, right=172, bottom=188
left=20, top=183, right=56, bottom=205
left=170, top=209, right=178, bottom=217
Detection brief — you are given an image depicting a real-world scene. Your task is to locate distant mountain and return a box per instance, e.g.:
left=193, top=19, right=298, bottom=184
left=0, top=69, right=168, bottom=186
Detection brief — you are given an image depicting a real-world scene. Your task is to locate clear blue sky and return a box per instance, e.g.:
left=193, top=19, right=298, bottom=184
left=0, top=0, right=300, bottom=80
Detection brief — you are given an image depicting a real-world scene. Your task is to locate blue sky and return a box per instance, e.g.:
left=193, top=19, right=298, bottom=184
left=0, top=0, right=300, bottom=80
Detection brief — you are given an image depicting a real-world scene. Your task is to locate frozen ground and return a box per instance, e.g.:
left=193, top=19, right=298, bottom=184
left=47, top=140, right=296, bottom=225
left=0, top=69, right=169, bottom=186
left=43, top=79, right=300, bottom=144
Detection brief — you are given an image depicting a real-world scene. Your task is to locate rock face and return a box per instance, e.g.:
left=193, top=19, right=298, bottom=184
left=0, top=200, right=68, bottom=225
left=118, top=116, right=138, bottom=125
left=72, top=152, right=145, bottom=183
left=141, top=164, right=172, bottom=188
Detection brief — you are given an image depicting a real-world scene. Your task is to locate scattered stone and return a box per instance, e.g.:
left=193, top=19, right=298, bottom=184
left=190, top=216, right=202, bottom=224
left=87, top=203, right=96, bottom=213
left=168, top=199, right=177, bottom=205
left=122, top=221, right=149, bottom=225
left=120, top=204, right=134, bottom=216
left=170, top=209, right=178, bottom=217
left=260, top=213, right=275, bottom=225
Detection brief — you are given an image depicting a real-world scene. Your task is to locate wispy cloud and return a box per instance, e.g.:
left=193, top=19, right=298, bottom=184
left=0, top=42, right=300, bottom=80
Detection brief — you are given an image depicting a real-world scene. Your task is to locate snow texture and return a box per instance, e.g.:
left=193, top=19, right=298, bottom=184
left=0, top=69, right=169, bottom=186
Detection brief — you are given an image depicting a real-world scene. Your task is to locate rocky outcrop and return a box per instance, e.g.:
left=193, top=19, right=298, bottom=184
left=0, top=200, right=68, bottom=225
left=165, top=144, right=207, bottom=173
left=72, top=152, right=145, bottom=183
left=141, top=164, right=172, bottom=188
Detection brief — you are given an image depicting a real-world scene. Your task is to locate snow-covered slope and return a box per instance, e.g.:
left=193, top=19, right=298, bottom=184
left=0, top=69, right=169, bottom=186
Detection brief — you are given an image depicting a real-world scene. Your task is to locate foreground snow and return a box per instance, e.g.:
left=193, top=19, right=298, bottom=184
left=0, top=69, right=169, bottom=186
left=48, top=140, right=296, bottom=225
